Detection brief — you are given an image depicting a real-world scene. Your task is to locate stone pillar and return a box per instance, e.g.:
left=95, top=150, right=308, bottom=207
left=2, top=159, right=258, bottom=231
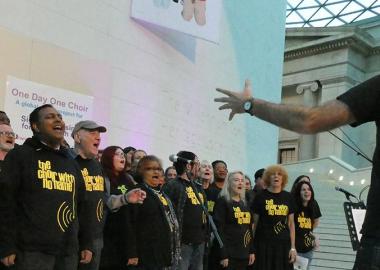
left=296, top=81, right=321, bottom=160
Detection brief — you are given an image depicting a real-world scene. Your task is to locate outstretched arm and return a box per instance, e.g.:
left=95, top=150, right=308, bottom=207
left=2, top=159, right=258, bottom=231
left=215, top=80, right=356, bottom=134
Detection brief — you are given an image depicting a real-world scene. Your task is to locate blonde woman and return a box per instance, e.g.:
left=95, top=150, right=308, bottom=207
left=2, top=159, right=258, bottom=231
left=212, top=171, right=255, bottom=269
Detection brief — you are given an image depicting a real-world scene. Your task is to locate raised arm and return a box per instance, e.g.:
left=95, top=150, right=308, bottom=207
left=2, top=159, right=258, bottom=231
left=215, top=80, right=356, bottom=134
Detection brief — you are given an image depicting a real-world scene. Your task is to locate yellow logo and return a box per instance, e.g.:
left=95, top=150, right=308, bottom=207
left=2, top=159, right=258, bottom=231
left=158, top=194, right=168, bottom=206
left=37, top=160, right=74, bottom=192
left=117, top=185, right=128, bottom=194
left=207, top=201, right=215, bottom=213
left=297, top=212, right=312, bottom=229
left=56, top=201, right=74, bottom=232
left=185, top=187, right=203, bottom=205
left=233, top=207, right=251, bottom=224
left=244, top=230, right=252, bottom=247
left=265, top=199, right=288, bottom=216
left=81, top=168, right=104, bottom=192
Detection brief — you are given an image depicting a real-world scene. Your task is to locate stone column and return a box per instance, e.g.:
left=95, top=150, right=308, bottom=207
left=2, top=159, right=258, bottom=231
left=296, top=81, right=321, bottom=160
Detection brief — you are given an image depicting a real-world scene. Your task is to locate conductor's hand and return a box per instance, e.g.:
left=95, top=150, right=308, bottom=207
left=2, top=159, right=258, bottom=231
left=1, top=254, right=16, bottom=266
left=215, top=79, right=253, bottom=120
left=125, top=188, right=146, bottom=204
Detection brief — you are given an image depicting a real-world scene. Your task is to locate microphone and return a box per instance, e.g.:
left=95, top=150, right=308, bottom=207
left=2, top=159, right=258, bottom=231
left=335, top=186, right=357, bottom=199
left=169, top=154, right=191, bottom=163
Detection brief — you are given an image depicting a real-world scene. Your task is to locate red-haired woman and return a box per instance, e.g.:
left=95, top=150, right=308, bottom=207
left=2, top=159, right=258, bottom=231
left=100, top=146, right=144, bottom=270
left=251, top=165, right=296, bottom=270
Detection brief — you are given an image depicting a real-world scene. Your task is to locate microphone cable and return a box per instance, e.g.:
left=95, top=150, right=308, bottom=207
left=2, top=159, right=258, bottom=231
left=328, top=129, right=373, bottom=164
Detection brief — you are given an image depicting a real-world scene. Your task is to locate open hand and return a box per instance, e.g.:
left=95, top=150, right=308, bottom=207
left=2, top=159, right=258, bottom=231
left=215, top=79, right=253, bottom=120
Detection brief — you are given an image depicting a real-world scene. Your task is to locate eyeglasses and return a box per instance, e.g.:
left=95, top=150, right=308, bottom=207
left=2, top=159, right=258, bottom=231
left=0, top=131, right=16, bottom=138
left=145, top=167, right=162, bottom=172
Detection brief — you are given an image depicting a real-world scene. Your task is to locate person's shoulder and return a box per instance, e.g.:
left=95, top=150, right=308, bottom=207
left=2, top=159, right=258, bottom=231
left=5, top=143, right=32, bottom=160
left=256, top=188, right=269, bottom=198
left=135, top=182, right=149, bottom=192
left=215, top=196, right=227, bottom=205
left=163, top=177, right=182, bottom=189
left=214, top=196, right=229, bottom=212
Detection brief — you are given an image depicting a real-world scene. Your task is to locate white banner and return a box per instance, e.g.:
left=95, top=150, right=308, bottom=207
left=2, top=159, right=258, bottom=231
left=131, top=0, right=222, bottom=43
left=4, top=76, right=94, bottom=146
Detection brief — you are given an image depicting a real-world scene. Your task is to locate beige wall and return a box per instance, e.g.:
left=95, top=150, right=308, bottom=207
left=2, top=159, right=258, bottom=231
left=0, top=0, right=287, bottom=172
left=0, top=27, right=113, bottom=128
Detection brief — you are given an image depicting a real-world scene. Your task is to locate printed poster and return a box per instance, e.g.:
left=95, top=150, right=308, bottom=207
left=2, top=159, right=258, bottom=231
left=131, top=0, right=223, bottom=43
left=4, top=76, right=94, bottom=146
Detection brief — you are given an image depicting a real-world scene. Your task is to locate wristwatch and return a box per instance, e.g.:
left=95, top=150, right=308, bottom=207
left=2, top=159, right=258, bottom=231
left=243, top=98, right=254, bottom=116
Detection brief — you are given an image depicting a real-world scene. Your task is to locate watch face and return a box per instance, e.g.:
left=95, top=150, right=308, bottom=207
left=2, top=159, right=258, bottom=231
left=244, top=101, right=251, bottom=111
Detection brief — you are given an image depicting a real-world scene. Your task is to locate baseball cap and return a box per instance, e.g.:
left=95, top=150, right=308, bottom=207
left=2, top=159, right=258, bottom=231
left=71, top=120, right=107, bottom=138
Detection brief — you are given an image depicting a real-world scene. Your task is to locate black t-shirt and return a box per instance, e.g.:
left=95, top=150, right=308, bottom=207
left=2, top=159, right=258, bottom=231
left=252, top=189, right=295, bottom=241
left=337, top=75, right=380, bottom=237
left=295, top=203, right=322, bottom=253
left=213, top=197, right=253, bottom=260
left=101, top=174, right=136, bottom=267
left=75, top=156, right=106, bottom=237
left=205, top=182, right=222, bottom=214
left=181, top=180, right=207, bottom=244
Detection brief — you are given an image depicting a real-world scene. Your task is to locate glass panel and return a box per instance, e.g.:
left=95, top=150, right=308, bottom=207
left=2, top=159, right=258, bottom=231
left=299, top=0, right=320, bottom=8
left=343, top=1, right=364, bottom=14
left=298, top=7, right=320, bottom=18
left=325, top=0, right=349, bottom=3
left=310, top=18, right=334, bottom=26
left=327, top=17, right=346, bottom=25
left=288, top=0, right=304, bottom=7
left=286, top=0, right=380, bottom=27
left=325, top=2, right=350, bottom=13
left=354, top=10, right=377, bottom=20
left=287, top=11, right=305, bottom=22
left=352, top=0, right=376, bottom=8
left=339, top=11, right=362, bottom=22
left=370, top=6, right=380, bottom=13
left=313, top=6, right=334, bottom=19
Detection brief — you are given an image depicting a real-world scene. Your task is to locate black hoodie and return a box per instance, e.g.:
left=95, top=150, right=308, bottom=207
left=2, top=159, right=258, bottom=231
left=0, top=136, right=93, bottom=258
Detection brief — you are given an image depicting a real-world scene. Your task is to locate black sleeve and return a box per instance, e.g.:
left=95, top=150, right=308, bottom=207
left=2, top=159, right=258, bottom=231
left=287, top=193, right=295, bottom=215
left=76, top=167, right=94, bottom=252
left=249, top=207, right=255, bottom=254
left=313, top=200, right=322, bottom=219
left=126, top=204, right=138, bottom=259
left=0, top=150, right=21, bottom=258
left=162, top=181, right=179, bottom=211
left=213, top=197, right=228, bottom=260
left=337, top=74, right=380, bottom=126
left=251, top=193, right=262, bottom=216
